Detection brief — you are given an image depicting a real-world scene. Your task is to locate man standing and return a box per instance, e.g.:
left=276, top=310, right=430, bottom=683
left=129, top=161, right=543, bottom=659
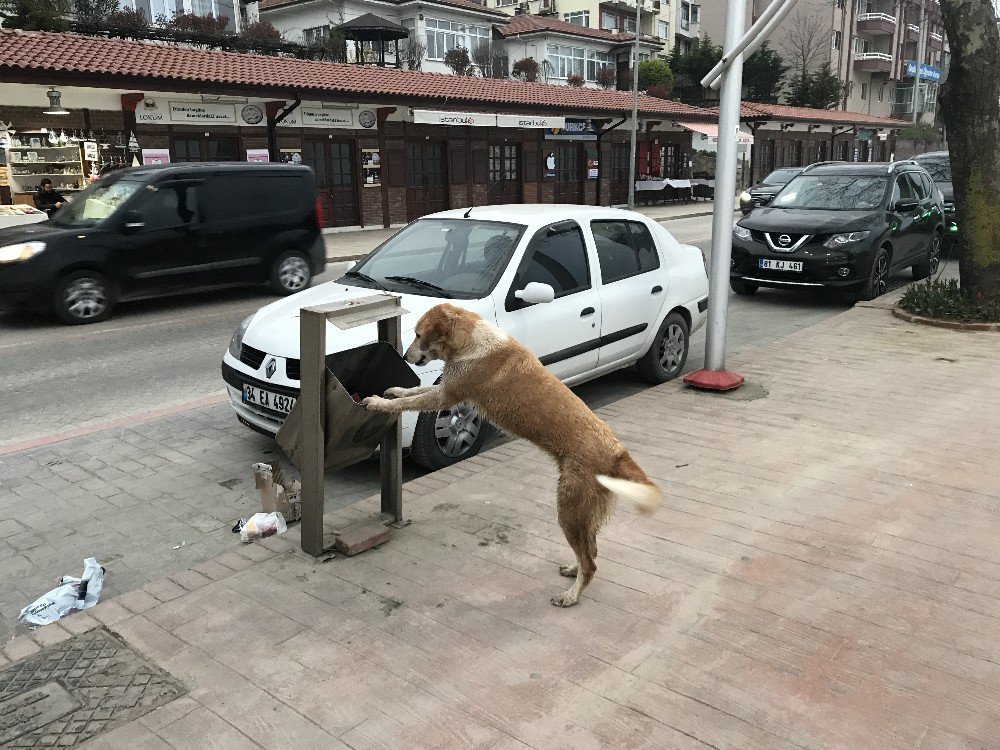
left=34, top=178, right=66, bottom=216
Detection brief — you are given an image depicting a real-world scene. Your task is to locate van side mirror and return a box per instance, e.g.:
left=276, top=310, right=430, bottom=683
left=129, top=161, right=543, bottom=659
left=514, top=282, right=555, bottom=305
left=894, top=199, right=918, bottom=212
left=123, top=210, right=145, bottom=234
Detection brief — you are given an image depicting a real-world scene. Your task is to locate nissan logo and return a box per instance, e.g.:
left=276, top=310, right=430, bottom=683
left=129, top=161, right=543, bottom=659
left=778, top=234, right=792, bottom=246
left=265, top=358, right=276, bottom=379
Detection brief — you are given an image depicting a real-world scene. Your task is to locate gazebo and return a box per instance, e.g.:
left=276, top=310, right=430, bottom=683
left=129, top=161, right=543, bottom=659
left=334, top=13, right=410, bottom=68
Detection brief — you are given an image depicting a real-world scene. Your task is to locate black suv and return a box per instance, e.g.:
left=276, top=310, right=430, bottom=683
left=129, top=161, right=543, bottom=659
left=911, top=151, right=956, bottom=241
left=0, top=163, right=324, bottom=324
left=738, top=167, right=805, bottom=215
left=730, top=161, right=945, bottom=300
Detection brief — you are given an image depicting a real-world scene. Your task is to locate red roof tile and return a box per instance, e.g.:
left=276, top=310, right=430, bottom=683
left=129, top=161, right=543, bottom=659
left=498, top=14, right=658, bottom=45
left=0, top=30, right=704, bottom=117
left=732, top=102, right=908, bottom=127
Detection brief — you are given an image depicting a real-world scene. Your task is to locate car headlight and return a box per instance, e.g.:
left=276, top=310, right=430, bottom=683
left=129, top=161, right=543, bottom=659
left=823, top=231, right=871, bottom=249
left=0, top=241, right=45, bottom=264
left=228, top=314, right=254, bottom=358
left=732, top=224, right=752, bottom=241
left=739, top=191, right=752, bottom=207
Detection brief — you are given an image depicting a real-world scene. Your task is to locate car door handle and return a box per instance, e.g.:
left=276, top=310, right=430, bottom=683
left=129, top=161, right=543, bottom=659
left=651, top=285, right=663, bottom=294
left=580, top=307, right=595, bottom=317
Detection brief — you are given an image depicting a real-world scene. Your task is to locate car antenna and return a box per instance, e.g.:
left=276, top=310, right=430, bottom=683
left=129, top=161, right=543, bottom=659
left=463, top=177, right=507, bottom=219
left=463, top=206, right=474, bottom=218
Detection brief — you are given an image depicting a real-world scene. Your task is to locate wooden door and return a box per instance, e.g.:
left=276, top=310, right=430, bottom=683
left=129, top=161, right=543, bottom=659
left=610, top=143, right=630, bottom=205
left=487, top=144, right=521, bottom=205
left=553, top=143, right=583, bottom=204
left=303, top=140, right=359, bottom=227
left=406, top=141, right=448, bottom=221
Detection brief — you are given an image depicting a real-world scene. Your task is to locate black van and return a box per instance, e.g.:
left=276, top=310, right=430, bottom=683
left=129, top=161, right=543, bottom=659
left=0, top=163, right=325, bottom=324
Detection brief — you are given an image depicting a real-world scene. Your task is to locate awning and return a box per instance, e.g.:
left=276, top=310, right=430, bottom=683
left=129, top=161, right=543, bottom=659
left=413, top=110, right=566, bottom=129
left=677, top=120, right=753, bottom=144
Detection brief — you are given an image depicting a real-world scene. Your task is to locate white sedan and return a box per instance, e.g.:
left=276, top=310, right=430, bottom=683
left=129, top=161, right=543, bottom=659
left=222, top=205, right=708, bottom=469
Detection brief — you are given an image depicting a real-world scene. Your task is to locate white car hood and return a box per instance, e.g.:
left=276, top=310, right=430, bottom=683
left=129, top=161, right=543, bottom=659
left=242, top=280, right=496, bottom=359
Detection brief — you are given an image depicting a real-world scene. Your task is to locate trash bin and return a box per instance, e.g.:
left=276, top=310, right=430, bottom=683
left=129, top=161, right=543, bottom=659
left=276, top=341, right=419, bottom=472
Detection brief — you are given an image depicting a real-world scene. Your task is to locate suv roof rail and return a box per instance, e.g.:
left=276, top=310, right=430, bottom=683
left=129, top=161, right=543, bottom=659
left=888, top=159, right=920, bottom=171
left=802, top=161, right=847, bottom=172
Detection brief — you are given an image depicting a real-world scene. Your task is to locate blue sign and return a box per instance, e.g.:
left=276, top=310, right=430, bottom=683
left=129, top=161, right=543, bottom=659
left=544, top=118, right=598, bottom=141
left=904, top=61, right=941, bottom=82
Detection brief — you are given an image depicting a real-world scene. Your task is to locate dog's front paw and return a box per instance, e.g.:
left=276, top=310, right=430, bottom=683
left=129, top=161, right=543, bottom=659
left=362, top=396, right=391, bottom=412
left=550, top=590, right=580, bottom=607
left=383, top=387, right=408, bottom=399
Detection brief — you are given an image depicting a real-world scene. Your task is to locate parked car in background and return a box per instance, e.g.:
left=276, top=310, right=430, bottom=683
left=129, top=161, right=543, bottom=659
left=730, top=161, right=945, bottom=300
left=739, top=167, right=805, bottom=214
left=0, top=163, right=324, bottom=324
left=223, top=205, right=709, bottom=470
left=911, top=151, right=957, bottom=243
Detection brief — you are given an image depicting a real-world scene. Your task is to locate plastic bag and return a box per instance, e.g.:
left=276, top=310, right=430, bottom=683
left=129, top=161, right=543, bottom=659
left=18, top=558, right=106, bottom=628
left=239, top=512, right=287, bottom=543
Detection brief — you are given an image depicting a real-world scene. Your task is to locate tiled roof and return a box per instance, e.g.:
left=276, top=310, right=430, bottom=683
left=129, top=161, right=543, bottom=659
left=259, top=0, right=509, bottom=17
left=0, top=29, right=706, bottom=118
left=735, top=102, right=908, bottom=127
left=497, top=14, right=660, bottom=46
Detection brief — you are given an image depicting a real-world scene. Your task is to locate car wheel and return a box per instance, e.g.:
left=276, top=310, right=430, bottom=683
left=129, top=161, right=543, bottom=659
left=857, top=247, right=890, bottom=302
left=270, top=251, right=312, bottom=295
left=636, top=311, right=689, bottom=384
left=410, top=403, right=491, bottom=470
left=911, top=231, right=942, bottom=280
left=54, top=271, right=116, bottom=325
left=730, top=278, right=759, bottom=296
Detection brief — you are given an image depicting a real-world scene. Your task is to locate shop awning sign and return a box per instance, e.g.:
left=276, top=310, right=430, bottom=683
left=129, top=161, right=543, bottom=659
left=543, top=118, right=595, bottom=140
left=414, top=110, right=497, bottom=127
left=499, top=114, right=566, bottom=129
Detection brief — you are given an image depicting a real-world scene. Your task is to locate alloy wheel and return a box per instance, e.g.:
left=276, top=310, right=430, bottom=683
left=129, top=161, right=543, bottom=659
left=929, top=235, right=941, bottom=274
left=871, top=253, right=889, bottom=297
left=434, top=403, right=482, bottom=458
left=658, top=323, right=686, bottom=376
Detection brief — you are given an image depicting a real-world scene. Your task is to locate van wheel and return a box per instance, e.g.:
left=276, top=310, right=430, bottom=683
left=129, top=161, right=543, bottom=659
left=54, top=271, right=115, bottom=324
left=636, top=311, right=689, bottom=384
left=270, top=251, right=312, bottom=295
left=410, top=404, right=491, bottom=470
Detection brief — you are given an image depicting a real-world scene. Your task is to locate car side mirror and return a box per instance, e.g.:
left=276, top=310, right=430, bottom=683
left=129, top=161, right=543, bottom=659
left=894, top=199, right=918, bottom=212
left=345, top=260, right=357, bottom=271
left=514, top=282, right=555, bottom=305
left=122, top=210, right=145, bottom=234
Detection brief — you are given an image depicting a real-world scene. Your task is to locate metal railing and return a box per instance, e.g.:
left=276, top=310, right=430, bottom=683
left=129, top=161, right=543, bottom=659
left=857, top=11, right=897, bottom=23
left=853, top=51, right=893, bottom=61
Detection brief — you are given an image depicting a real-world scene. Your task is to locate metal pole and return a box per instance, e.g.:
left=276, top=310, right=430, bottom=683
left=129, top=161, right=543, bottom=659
left=701, top=0, right=792, bottom=87
left=707, top=0, right=800, bottom=90
left=299, top=309, right=326, bottom=557
left=912, top=0, right=926, bottom=124
left=627, top=0, right=642, bottom=209
left=378, top=316, right=404, bottom=525
left=693, top=0, right=748, bottom=384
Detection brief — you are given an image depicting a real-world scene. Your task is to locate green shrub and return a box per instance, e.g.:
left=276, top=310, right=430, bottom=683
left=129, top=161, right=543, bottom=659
left=899, top=278, right=1000, bottom=322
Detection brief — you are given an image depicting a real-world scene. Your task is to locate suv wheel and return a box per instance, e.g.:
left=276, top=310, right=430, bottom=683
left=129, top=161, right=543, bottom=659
left=857, top=247, right=890, bottom=302
left=730, top=278, right=759, bottom=296
left=54, top=271, right=115, bottom=324
left=270, top=251, right=312, bottom=295
left=911, top=231, right=942, bottom=280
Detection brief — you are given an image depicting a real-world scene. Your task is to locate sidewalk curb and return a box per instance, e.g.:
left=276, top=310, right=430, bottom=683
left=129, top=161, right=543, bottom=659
left=891, top=306, right=1000, bottom=332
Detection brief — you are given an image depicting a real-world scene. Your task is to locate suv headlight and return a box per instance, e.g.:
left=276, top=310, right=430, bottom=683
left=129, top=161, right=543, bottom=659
left=823, top=231, right=871, bottom=249
left=732, top=224, right=752, bottom=241
left=0, top=241, right=45, bottom=264
left=228, top=314, right=254, bottom=358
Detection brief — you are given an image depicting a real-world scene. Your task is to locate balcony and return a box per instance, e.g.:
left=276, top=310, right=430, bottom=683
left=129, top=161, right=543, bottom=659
left=853, top=51, right=893, bottom=73
left=905, top=23, right=919, bottom=42
left=928, top=31, right=944, bottom=50
left=856, top=12, right=897, bottom=36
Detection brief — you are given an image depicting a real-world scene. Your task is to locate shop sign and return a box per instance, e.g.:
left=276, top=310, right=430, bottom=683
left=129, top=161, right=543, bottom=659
left=246, top=149, right=270, bottom=163
left=414, top=110, right=497, bottom=127
left=280, top=108, right=377, bottom=129
left=168, top=101, right=237, bottom=124
left=362, top=149, right=381, bottom=187
left=586, top=148, right=599, bottom=179
left=141, top=148, right=171, bottom=165
left=499, top=114, right=566, bottom=129
left=543, top=118, right=595, bottom=140
left=904, top=61, right=941, bottom=82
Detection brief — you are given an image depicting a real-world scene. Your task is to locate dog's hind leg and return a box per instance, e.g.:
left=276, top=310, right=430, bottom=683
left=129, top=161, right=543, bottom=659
left=552, top=470, right=599, bottom=607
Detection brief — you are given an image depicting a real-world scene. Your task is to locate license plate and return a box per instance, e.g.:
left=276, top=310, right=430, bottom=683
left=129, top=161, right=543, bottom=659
left=242, top=384, right=296, bottom=414
left=759, top=259, right=803, bottom=272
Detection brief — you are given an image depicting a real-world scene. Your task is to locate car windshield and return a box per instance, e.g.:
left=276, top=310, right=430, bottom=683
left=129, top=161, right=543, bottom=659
left=345, top=218, right=526, bottom=299
left=771, top=175, right=887, bottom=210
left=917, top=159, right=951, bottom=182
left=762, top=169, right=801, bottom=186
left=49, top=177, right=143, bottom=228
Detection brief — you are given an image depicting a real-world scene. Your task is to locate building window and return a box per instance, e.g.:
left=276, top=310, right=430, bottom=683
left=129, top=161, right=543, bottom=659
left=546, top=44, right=586, bottom=79
left=853, top=36, right=871, bottom=54
left=657, top=19, right=668, bottom=38
left=877, top=85, right=884, bottom=102
left=691, top=4, right=700, bottom=23
left=586, top=50, right=612, bottom=81
left=861, top=82, right=868, bottom=100
left=832, top=30, right=842, bottom=49
left=564, top=10, right=589, bottom=26
left=303, top=25, right=330, bottom=46
left=425, top=18, right=489, bottom=60
left=624, top=17, right=637, bottom=32
left=601, top=9, right=618, bottom=29
left=680, top=1, right=690, bottom=29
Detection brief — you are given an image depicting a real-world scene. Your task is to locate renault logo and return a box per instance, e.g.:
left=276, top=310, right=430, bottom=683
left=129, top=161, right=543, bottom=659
left=265, top=358, right=276, bottom=379
left=778, top=234, right=792, bottom=246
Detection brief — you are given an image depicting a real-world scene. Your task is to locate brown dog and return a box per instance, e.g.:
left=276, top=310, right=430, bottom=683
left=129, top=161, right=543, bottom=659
left=363, top=303, right=662, bottom=607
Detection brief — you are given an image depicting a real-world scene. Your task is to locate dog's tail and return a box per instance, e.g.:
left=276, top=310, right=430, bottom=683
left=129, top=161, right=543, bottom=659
left=596, top=451, right=662, bottom=516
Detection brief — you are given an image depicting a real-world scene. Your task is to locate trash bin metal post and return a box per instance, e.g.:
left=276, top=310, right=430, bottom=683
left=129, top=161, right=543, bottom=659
left=299, top=307, right=327, bottom=557
left=378, top=314, right=404, bottom=525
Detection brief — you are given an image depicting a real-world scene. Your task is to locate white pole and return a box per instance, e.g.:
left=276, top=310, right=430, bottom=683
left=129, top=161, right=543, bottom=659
left=700, top=0, right=791, bottom=87
left=627, top=0, right=642, bottom=209
left=708, top=0, right=800, bottom=90
left=703, top=0, right=747, bottom=374
left=912, top=0, right=926, bottom=124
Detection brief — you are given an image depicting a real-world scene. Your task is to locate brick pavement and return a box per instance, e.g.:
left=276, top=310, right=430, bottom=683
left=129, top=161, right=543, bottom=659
left=4, top=299, right=999, bottom=748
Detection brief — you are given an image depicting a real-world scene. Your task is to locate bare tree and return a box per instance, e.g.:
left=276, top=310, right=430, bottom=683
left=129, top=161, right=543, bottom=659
left=471, top=39, right=510, bottom=78
left=403, top=37, right=426, bottom=71
left=781, top=9, right=829, bottom=93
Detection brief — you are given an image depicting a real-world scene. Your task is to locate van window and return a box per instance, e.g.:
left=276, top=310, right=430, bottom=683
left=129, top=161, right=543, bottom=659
left=134, top=184, right=199, bottom=231
left=200, top=174, right=305, bottom=222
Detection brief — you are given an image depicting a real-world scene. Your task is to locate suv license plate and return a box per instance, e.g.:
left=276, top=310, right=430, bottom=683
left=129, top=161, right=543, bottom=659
left=759, top=259, right=803, bottom=272
left=243, top=384, right=296, bottom=414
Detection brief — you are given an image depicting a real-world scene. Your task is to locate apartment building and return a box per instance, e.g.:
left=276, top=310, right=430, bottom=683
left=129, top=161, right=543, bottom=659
left=700, top=0, right=947, bottom=120
left=120, top=0, right=242, bottom=29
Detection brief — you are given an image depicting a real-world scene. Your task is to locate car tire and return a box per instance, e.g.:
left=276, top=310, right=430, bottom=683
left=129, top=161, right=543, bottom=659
left=856, top=246, right=891, bottom=302
left=730, top=278, right=759, bottom=296
left=410, top=403, right=491, bottom=470
left=636, top=311, right=690, bottom=385
left=53, top=271, right=116, bottom=325
left=269, top=251, right=312, bottom=295
left=911, top=231, right=942, bottom=280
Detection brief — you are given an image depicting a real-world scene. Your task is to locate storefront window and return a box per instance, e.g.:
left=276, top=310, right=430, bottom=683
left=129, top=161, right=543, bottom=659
left=546, top=44, right=586, bottom=79
left=425, top=18, right=489, bottom=60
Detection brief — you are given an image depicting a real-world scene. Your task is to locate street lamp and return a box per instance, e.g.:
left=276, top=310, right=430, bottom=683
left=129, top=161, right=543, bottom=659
left=43, top=87, right=69, bottom=116
left=627, top=0, right=643, bottom=209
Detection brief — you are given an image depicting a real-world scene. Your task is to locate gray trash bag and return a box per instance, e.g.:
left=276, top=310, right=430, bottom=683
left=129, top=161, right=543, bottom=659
left=18, top=558, right=106, bottom=628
